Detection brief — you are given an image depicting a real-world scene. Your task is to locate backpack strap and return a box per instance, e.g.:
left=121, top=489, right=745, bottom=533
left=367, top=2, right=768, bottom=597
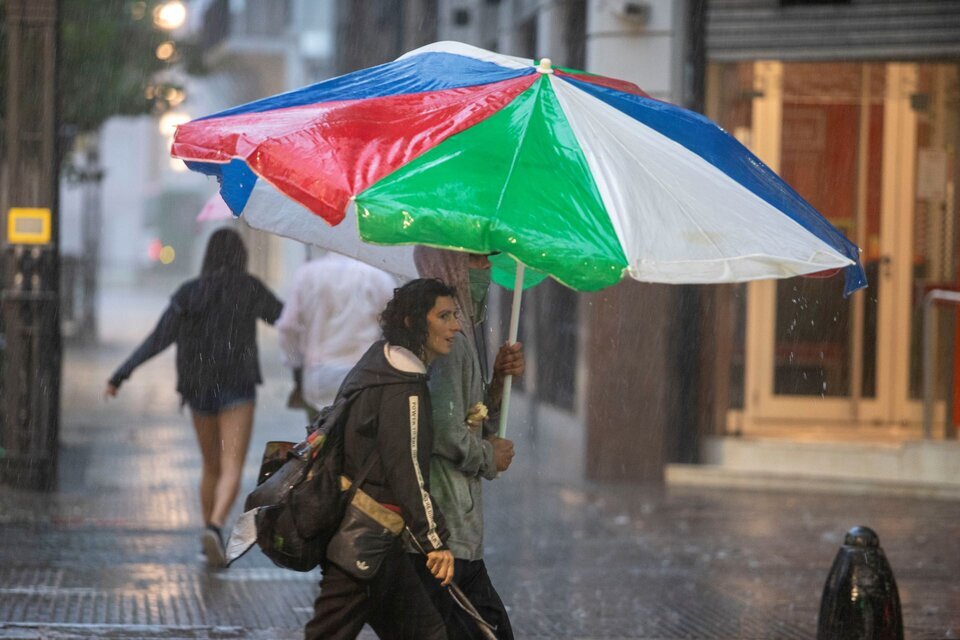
left=351, top=449, right=380, bottom=491
left=306, top=386, right=364, bottom=435
left=338, top=386, right=382, bottom=498
left=319, top=381, right=404, bottom=494
left=338, top=448, right=381, bottom=519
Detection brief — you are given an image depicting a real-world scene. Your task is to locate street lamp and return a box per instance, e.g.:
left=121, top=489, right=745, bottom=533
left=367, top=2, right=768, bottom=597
left=154, top=1, right=187, bottom=31
left=159, top=111, right=190, bottom=137
left=159, top=111, right=191, bottom=172
left=156, top=41, right=176, bottom=61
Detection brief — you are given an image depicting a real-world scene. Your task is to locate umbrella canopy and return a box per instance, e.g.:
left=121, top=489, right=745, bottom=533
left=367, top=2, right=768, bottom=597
left=171, top=41, right=866, bottom=296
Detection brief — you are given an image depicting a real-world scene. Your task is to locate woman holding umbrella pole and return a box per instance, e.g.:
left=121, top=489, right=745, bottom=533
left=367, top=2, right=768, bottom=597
left=104, top=228, right=283, bottom=568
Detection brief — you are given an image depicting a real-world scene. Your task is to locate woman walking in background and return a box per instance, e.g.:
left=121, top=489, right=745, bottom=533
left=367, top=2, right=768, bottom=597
left=105, top=228, right=283, bottom=568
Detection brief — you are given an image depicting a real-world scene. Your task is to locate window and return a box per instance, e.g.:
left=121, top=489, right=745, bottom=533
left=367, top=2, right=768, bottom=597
left=452, top=8, right=471, bottom=26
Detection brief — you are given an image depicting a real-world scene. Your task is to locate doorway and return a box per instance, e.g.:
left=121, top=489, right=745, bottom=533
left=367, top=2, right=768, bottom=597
left=709, top=61, right=959, bottom=435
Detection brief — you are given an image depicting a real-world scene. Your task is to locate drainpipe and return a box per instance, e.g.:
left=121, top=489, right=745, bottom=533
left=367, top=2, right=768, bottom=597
left=673, top=0, right=707, bottom=462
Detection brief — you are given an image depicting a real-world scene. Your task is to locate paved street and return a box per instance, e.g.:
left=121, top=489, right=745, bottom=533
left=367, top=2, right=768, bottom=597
left=1, top=281, right=959, bottom=639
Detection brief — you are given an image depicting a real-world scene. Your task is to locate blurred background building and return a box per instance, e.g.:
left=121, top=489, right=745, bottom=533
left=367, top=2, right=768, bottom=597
left=47, top=0, right=960, bottom=490
left=686, top=0, right=960, bottom=493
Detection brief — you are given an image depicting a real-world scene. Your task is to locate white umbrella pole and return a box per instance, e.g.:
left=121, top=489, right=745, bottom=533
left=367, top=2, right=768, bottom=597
left=497, top=263, right=525, bottom=438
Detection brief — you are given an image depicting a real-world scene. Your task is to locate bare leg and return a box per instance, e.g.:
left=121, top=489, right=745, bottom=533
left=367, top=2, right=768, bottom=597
left=208, top=401, right=255, bottom=528
left=191, top=412, right=221, bottom=525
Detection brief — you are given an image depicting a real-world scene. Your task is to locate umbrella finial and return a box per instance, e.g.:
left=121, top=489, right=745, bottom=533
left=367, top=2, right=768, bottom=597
left=536, top=58, right=553, bottom=74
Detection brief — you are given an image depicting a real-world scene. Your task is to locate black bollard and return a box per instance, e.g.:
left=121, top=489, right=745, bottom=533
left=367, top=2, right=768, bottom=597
left=817, top=526, right=904, bottom=640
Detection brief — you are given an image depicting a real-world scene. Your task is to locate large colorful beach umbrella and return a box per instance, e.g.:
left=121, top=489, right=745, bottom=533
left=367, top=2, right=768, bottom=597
left=170, top=41, right=866, bottom=434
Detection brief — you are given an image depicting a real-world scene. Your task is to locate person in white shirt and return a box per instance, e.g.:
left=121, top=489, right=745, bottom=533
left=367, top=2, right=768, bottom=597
left=276, top=253, right=397, bottom=421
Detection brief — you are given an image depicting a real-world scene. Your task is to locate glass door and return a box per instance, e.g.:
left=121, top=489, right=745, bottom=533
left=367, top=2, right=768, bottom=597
left=709, top=61, right=959, bottom=433
left=735, top=61, right=889, bottom=428
left=739, top=62, right=917, bottom=430
left=904, top=64, right=960, bottom=427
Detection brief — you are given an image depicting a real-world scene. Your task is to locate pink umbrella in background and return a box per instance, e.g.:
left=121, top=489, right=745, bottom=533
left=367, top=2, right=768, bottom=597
left=196, top=192, right=234, bottom=222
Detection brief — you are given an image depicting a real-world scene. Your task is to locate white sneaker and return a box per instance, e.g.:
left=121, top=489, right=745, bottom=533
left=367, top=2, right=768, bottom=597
left=201, top=525, right=227, bottom=569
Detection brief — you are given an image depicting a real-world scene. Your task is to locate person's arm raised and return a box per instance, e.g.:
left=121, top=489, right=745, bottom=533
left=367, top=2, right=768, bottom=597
left=106, top=303, right=181, bottom=396
left=487, top=341, right=525, bottom=410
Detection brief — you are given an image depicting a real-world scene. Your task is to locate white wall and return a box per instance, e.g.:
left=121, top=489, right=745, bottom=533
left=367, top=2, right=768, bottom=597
left=587, top=0, right=686, bottom=102
left=98, top=117, right=155, bottom=282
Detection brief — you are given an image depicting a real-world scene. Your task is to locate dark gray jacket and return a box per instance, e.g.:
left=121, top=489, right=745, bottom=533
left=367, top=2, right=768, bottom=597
left=109, top=270, right=282, bottom=395
left=337, top=340, right=449, bottom=553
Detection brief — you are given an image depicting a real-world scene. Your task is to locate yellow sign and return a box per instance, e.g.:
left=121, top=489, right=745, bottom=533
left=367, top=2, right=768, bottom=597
left=7, top=208, right=51, bottom=245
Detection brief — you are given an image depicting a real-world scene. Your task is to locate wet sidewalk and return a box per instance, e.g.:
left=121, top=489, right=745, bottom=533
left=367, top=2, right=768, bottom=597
left=1, top=283, right=959, bottom=638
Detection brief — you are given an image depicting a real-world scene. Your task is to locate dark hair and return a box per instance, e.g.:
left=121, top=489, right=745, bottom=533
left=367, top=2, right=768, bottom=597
left=201, top=228, right=248, bottom=276
left=380, top=278, right=457, bottom=357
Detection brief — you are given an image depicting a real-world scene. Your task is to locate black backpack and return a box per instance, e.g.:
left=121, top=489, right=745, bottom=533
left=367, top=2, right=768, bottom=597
left=244, top=388, right=372, bottom=572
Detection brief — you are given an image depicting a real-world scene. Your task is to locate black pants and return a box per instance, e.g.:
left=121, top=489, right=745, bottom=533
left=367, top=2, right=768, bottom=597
left=413, top=556, right=514, bottom=640
left=305, top=546, right=448, bottom=640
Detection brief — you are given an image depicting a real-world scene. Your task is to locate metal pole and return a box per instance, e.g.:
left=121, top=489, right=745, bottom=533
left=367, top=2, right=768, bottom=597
left=497, top=263, right=525, bottom=438
left=922, top=289, right=960, bottom=439
left=4, top=1, right=22, bottom=187
left=0, top=0, right=61, bottom=490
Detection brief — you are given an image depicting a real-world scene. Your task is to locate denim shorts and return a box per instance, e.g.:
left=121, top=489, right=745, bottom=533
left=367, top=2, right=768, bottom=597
left=184, top=385, right=256, bottom=416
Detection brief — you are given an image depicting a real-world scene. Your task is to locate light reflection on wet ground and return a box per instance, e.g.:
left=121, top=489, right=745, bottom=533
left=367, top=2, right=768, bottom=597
left=0, top=284, right=958, bottom=638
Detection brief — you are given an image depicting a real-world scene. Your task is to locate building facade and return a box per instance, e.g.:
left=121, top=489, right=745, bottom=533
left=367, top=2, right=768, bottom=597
left=704, top=0, right=960, bottom=441
left=184, top=0, right=960, bottom=486
left=430, top=0, right=960, bottom=485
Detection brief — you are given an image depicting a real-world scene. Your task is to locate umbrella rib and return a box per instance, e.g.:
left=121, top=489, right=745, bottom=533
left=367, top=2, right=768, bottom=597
left=650, top=252, right=854, bottom=267
left=492, top=85, right=539, bottom=215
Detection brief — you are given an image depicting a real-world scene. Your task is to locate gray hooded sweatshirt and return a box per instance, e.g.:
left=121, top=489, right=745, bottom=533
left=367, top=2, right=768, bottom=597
left=415, top=247, right=498, bottom=561
left=427, top=333, right=498, bottom=559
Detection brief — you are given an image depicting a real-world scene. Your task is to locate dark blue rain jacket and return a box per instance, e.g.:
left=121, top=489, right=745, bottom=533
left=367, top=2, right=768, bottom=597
left=109, top=270, right=283, bottom=396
